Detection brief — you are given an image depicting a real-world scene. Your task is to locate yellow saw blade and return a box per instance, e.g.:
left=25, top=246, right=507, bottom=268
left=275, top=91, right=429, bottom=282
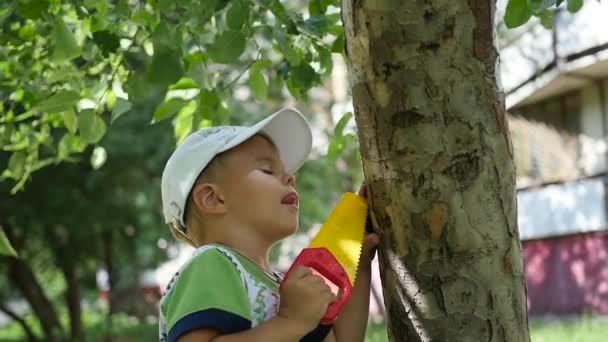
left=309, top=192, right=368, bottom=283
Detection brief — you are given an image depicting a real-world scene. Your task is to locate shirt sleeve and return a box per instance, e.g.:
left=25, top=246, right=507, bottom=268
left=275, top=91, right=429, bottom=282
left=163, top=248, right=252, bottom=342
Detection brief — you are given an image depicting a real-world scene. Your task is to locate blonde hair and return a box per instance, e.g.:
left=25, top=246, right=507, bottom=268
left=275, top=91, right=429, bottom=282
left=170, top=154, right=226, bottom=247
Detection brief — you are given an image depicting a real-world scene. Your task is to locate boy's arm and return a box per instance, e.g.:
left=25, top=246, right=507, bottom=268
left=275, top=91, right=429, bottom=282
left=178, top=266, right=337, bottom=342
left=179, top=316, right=309, bottom=342
left=332, top=234, right=379, bottom=342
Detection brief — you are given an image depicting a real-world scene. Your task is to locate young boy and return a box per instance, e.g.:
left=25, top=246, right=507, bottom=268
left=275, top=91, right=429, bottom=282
left=159, top=107, right=379, bottom=342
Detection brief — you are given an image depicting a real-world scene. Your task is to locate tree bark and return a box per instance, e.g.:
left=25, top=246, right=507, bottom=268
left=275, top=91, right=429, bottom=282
left=0, top=303, right=39, bottom=342
left=62, top=262, right=84, bottom=341
left=341, top=0, right=530, bottom=341
left=45, top=226, right=84, bottom=341
left=2, top=224, right=63, bottom=342
left=6, top=257, right=63, bottom=342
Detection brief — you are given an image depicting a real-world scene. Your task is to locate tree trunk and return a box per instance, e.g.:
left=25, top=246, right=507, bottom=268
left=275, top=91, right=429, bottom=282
left=0, top=303, right=39, bottom=342
left=2, top=224, right=63, bottom=342
left=341, top=1, right=530, bottom=341
left=45, top=226, right=84, bottom=341
left=62, top=262, right=84, bottom=341
left=7, top=257, right=63, bottom=342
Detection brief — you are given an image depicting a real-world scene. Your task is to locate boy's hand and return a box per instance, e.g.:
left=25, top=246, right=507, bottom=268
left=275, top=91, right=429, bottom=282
left=278, top=266, right=337, bottom=335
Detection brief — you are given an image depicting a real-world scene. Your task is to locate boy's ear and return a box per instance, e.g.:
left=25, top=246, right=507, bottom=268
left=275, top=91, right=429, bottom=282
left=192, top=183, right=226, bottom=215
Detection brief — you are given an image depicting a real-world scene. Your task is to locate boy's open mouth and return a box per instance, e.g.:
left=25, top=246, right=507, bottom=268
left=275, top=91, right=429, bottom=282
left=281, top=192, right=299, bottom=207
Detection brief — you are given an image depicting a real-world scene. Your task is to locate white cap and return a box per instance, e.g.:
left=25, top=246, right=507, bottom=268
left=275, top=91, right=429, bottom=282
left=161, top=107, right=312, bottom=230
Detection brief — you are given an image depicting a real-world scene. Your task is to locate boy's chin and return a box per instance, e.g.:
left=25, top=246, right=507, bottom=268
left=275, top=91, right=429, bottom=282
left=274, top=222, right=298, bottom=239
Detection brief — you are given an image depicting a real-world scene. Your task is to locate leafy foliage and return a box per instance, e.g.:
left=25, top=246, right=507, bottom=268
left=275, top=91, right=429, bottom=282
left=504, top=0, right=585, bottom=28
left=0, top=109, right=177, bottom=338
left=0, top=228, right=17, bottom=256
left=1, top=0, right=343, bottom=192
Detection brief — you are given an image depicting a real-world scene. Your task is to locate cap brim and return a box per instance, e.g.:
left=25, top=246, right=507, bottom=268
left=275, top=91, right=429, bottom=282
left=219, top=107, right=312, bottom=174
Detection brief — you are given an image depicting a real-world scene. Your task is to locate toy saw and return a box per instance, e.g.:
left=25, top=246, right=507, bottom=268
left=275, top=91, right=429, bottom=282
left=281, top=192, right=368, bottom=324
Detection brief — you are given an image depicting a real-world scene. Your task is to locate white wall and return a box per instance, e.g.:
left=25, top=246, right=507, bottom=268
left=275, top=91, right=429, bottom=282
left=517, top=177, right=607, bottom=240
left=579, top=81, right=608, bottom=175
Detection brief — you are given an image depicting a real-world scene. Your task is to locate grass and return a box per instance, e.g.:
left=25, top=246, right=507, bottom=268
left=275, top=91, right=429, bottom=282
left=365, top=315, right=608, bottom=342
left=529, top=315, right=608, bottom=342
left=1, top=313, right=606, bottom=341
left=365, top=322, right=390, bottom=342
left=0, top=312, right=157, bottom=342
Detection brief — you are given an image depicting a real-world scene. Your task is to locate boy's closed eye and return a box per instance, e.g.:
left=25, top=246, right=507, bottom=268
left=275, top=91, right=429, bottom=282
left=257, top=157, right=281, bottom=175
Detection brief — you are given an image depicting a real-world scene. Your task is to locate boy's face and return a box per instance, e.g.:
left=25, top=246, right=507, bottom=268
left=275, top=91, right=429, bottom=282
left=219, top=134, right=299, bottom=242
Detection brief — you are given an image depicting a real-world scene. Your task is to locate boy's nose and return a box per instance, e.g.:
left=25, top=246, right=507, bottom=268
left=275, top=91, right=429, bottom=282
left=284, top=173, right=296, bottom=187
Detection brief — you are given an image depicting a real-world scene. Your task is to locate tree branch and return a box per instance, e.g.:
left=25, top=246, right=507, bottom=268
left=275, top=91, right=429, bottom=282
left=0, top=303, right=39, bottom=342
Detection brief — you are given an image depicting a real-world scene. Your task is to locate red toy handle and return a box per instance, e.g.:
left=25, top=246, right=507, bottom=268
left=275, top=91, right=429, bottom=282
left=280, top=248, right=352, bottom=324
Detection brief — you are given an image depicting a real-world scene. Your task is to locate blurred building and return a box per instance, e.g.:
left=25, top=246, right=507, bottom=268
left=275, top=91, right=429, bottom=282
left=500, top=1, right=608, bottom=316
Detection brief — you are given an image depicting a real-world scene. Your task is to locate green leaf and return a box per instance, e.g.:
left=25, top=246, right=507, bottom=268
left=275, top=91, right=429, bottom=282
left=251, top=59, right=273, bottom=72
left=0, top=228, right=17, bottom=257
left=35, top=91, right=80, bottom=113
left=334, top=112, right=353, bottom=137
left=123, top=49, right=148, bottom=72
left=18, top=22, right=36, bottom=40
left=148, top=48, right=183, bottom=87
left=16, top=0, right=49, bottom=20
left=8, top=152, right=26, bottom=180
left=527, top=0, right=557, bottom=13
left=327, top=133, right=356, bottom=162
left=249, top=70, right=268, bottom=101
left=290, top=63, right=318, bottom=91
left=111, top=98, right=132, bottom=123
left=331, top=33, right=345, bottom=54
left=153, top=98, right=187, bottom=123
left=214, top=0, right=231, bottom=11
left=152, top=22, right=180, bottom=50
left=567, top=0, right=583, bottom=13
left=199, top=89, right=220, bottom=118
left=267, top=1, right=296, bottom=33
left=52, top=18, right=81, bottom=62
left=132, top=8, right=154, bottom=26
left=227, top=0, right=250, bottom=30
left=309, top=0, right=324, bottom=16
left=208, top=31, right=246, bottom=64
left=157, top=0, right=173, bottom=11
left=58, top=133, right=85, bottom=159
left=147, top=23, right=183, bottom=86
left=124, top=73, right=165, bottom=116
left=538, top=9, right=555, bottom=29
left=192, top=0, right=222, bottom=26
left=170, top=78, right=199, bottom=90
left=175, top=101, right=197, bottom=143
left=63, top=109, right=78, bottom=133
left=0, top=5, right=14, bottom=26
left=327, top=135, right=345, bottom=162
left=92, top=30, right=120, bottom=56
left=78, top=109, right=106, bottom=144
left=505, top=0, right=533, bottom=28
left=318, top=47, right=333, bottom=76
left=275, top=32, right=303, bottom=66
left=302, top=16, right=331, bottom=37
left=286, top=78, right=302, bottom=99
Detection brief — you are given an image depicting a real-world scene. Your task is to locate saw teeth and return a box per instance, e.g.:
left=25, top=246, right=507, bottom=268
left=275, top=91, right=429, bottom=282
left=307, top=192, right=368, bottom=284
left=350, top=244, right=364, bottom=284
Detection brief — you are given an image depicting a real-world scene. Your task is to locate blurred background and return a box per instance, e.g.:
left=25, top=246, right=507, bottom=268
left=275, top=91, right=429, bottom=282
left=1, top=0, right=608, bottom=341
